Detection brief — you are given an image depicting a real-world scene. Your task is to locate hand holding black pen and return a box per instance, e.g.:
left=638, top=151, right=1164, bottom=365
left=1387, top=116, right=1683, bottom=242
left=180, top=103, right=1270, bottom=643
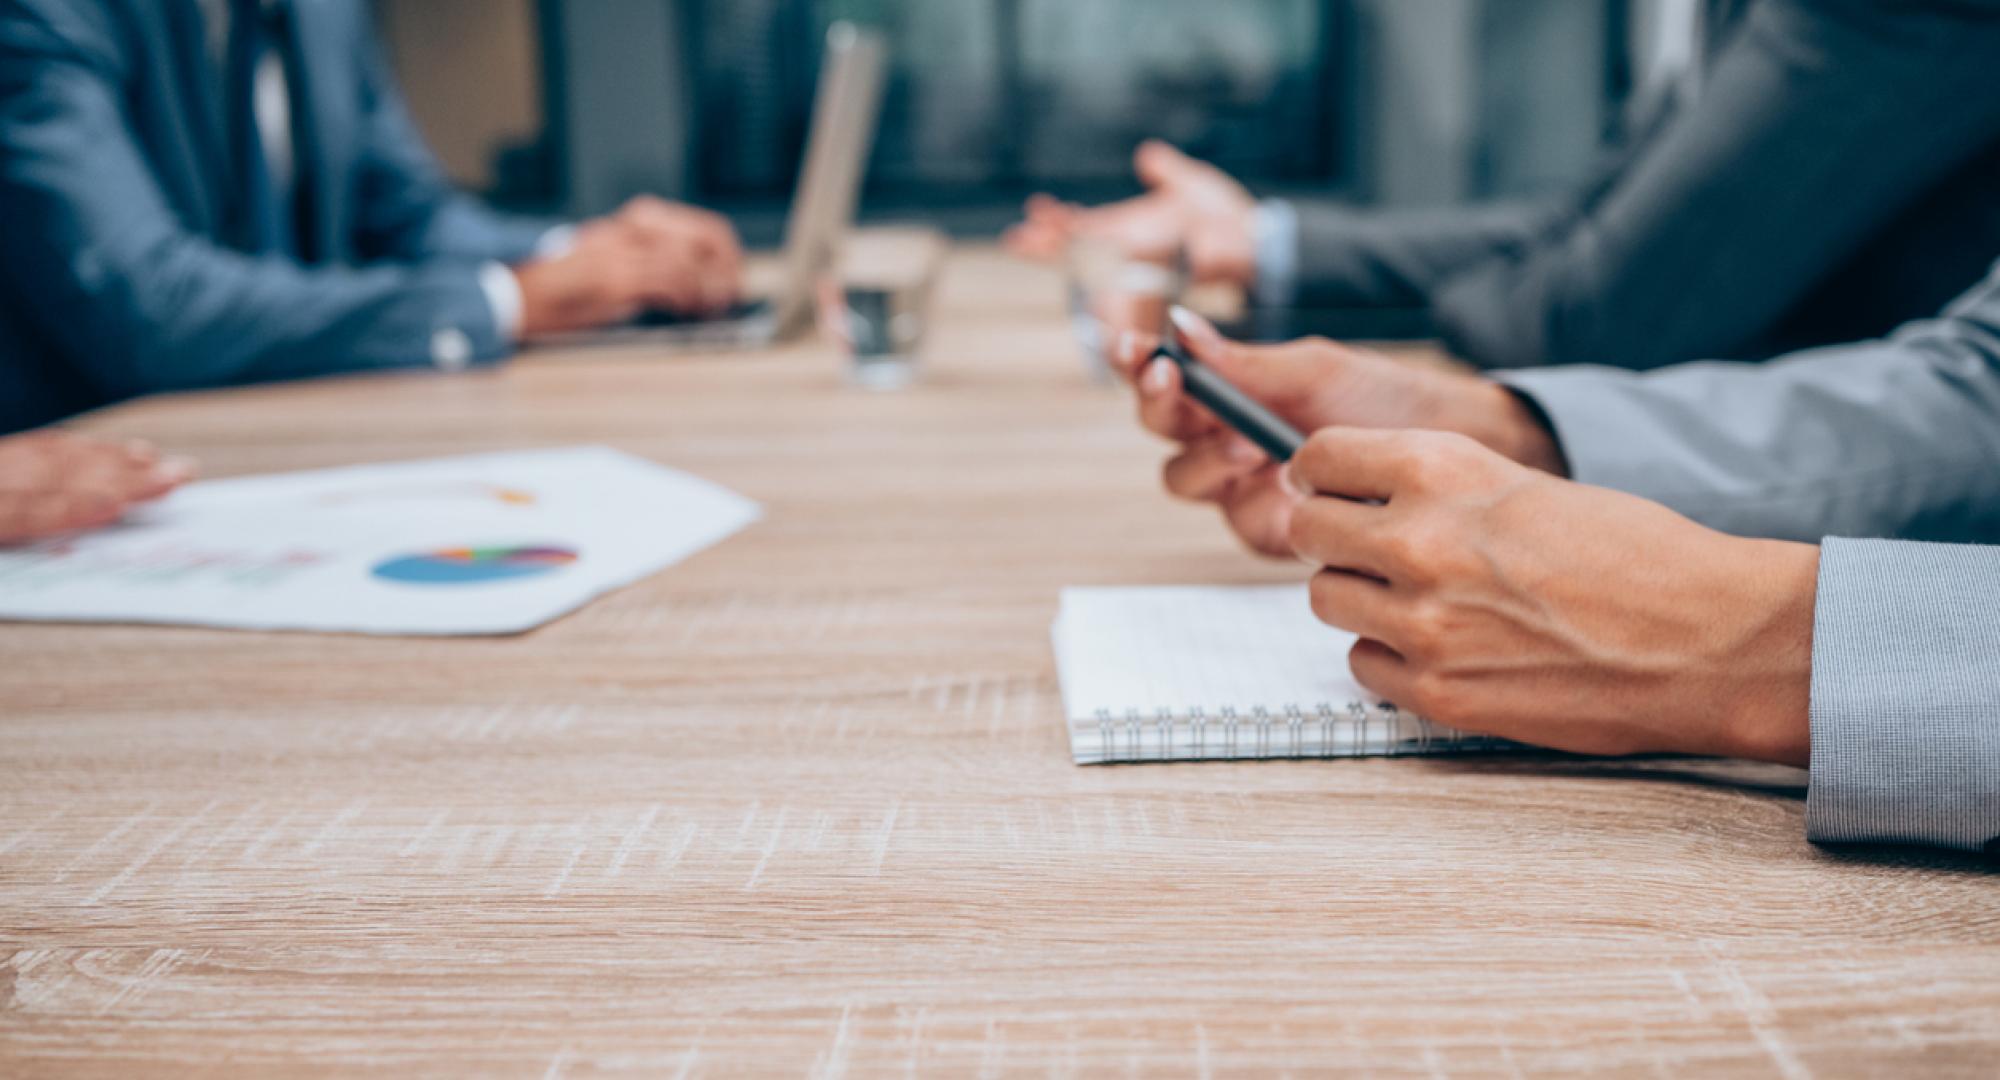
left=1149, top=328, right=1307, bottom=463
left=1111, top=305, right=1571, bottom=558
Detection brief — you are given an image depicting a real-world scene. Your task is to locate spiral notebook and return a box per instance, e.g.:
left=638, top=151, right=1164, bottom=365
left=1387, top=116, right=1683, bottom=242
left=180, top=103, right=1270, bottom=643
left=1052, top=584, right=1507, bottom=764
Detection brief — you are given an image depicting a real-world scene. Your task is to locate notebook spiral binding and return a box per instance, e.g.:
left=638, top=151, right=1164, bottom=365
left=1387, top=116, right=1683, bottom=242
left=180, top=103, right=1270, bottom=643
left=1088, top=700, right=1503, bottom=763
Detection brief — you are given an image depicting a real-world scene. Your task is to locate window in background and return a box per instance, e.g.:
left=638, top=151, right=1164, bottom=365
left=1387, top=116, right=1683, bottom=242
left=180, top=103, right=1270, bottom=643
left=382, top=0, right=1621, bottom=225
left=691, top=0, right=1345, bottom=215
left=1014, top=0, right=1333, bottom=187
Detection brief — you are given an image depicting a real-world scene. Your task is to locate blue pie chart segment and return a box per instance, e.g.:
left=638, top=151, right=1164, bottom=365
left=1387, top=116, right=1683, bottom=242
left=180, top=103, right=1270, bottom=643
left=372, top=545, right=580, bottom=586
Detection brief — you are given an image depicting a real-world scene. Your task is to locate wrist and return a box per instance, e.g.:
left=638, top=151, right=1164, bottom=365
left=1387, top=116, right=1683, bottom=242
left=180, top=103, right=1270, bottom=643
left=513, top=260, right=576, bottom=339
left=1460, top=380, right=1569, bottom=477
left=1715, top=539, right=1819, bottom=767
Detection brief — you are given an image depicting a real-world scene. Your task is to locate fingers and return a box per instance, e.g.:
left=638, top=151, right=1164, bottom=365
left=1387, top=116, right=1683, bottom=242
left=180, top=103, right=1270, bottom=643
left=119, top=438, right=160, bottom=467
left=0, top=432, right=196, bottom=542
left=1136, top=312, right=1300, bottom=444
left=1, top=433, right=187, bottom=498
left=1286, top=492, right=1394, bottom=577
left=690, top=208, right=744, bottom=268
left=128, top=455, right=197, bottom=502
left=1092, top=287, right=1171, bottom=343
left=1217, top=472, right=1300, bottom=559
left=1346, top=637, right=1416, bottom=707
left=1108, top=330, right=1162, bottom=386
left=1073, top=194, right=1182, bottom=263
left=1003, top=195, right=1079, bottom=261
left=1288, top=427, right=1428, bottom=504
left=0, top=489, right=125, bottom=545
left=685, top=235, right=743, bottom=312
left=656, top=267, right=711, bottom=314
left=1001, top=221, right=1062, bottom=261
left=673, top=248, right=741, bottom=315
left=685, top=208, right=744, bottom=300
left=1308, top=569, right=1403, bottom=646
left=1024, top=193, right=1076, bottom=230
left=1133, top=139, right=1197, bottom=191
left=66, top=439, right=148, bottom=496
left=622, top=230, right=717, bottom=314
left=1162, top=431, right=1267, bottom=503
left=1135, top=357, right=1219, bottom=442
left=1167, top=306, right=1325, bottom=409
left=609, top=200, right=744, bottom=313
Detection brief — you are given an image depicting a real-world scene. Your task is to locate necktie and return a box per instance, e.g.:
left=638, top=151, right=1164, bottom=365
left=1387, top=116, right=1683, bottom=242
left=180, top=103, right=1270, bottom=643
left=224, top=0, right=294, bottom=256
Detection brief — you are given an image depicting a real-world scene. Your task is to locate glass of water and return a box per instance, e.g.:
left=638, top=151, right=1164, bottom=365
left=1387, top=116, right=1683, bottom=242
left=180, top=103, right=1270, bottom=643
left=817, top=227, right=947, bottom=391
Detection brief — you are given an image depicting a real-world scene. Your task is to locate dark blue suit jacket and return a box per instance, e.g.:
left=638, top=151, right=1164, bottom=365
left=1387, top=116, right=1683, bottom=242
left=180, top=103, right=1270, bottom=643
left=0, top=0, right=557, bottom=433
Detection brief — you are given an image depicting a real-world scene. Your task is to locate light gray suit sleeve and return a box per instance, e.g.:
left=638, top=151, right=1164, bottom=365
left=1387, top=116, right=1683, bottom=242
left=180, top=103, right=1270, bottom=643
left=1498, top=261, right=2000, bottom=545
left=1501, top=264, right=2000, bottom=852
left=1809, top=539, right=2000, bottom=853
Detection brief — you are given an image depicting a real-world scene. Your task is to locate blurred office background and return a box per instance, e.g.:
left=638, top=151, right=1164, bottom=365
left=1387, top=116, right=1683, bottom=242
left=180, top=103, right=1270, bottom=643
left=374, top=0, right=1698, bottom=242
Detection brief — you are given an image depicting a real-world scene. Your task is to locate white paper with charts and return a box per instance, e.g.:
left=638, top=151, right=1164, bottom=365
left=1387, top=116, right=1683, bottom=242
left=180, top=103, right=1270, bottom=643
left=1052, top=585, right=1506, bottom=763
left=0, top=447, right=760, bottom=636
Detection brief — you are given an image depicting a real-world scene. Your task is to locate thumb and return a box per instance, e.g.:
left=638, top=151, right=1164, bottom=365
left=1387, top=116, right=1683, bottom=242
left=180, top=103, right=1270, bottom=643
left=1134, top=140, right=1202, bottom=193
left=1168, top=306, right=1311, bottom=406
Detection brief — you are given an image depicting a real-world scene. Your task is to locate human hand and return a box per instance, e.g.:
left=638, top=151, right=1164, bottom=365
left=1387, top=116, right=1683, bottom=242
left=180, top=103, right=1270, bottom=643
left=515, top=197, right=743, bottom=338
left=1286, top=427, right=1816, bottom=765
left=0, top=432, right=195, bottom=544
left=1111, top=307, right=1565, bottom=557
left=608, top=195, right=744, bottom=312
left=1004, top=141, right=1259, bottom=287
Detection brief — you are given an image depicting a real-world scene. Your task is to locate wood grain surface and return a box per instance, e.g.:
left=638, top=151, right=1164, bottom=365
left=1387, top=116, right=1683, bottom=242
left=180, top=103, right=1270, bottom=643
left=3, top=248, right=1997, bottom=1077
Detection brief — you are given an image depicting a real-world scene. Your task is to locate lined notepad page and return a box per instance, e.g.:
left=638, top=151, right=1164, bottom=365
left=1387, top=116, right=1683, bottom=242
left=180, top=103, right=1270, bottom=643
left=1053, top=585, right=1496, bottom=764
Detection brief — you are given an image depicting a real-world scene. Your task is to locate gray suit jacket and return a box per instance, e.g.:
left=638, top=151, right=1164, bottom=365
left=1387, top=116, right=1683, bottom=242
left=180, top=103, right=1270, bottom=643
left=1290, top=0, right=2000, bottom=373
left=1504, top=262, right=2000, bottom=854
left=0, top=0, right=557, bottom=433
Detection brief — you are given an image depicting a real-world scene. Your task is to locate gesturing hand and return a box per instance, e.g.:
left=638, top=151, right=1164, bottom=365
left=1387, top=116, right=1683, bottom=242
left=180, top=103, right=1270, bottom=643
left=1286, top=427, right=1818, bottom=765
left=1004, top=142, right=1260, bottom=287
left=1110, top=308, right=1565, bottom=558
left=0, top=432, right=195, bottom=544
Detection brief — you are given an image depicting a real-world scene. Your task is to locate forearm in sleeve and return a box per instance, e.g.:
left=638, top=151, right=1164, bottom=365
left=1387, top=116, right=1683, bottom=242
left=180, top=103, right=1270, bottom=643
left=1808, top=538, right=2000, bottom=853
left=1431, top=0, right=2000, bottom=371
left=1499, top=262, right=2000, bottom=543
left=1285, top=197, right=1572, bottom=313
left=0, top=48, right=509, bottom=397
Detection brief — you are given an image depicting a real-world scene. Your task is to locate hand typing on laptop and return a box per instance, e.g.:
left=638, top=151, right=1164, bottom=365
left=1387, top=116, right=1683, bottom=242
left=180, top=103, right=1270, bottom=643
left=514, top=196, right=745, bottom=339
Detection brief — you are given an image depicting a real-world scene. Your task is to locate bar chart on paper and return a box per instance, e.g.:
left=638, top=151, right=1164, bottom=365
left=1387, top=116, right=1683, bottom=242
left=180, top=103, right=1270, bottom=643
left=0, top=448, right=760, bottom=635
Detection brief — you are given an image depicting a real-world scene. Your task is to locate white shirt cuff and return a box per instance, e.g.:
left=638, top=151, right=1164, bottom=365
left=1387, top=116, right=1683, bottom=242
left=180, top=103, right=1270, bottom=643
left=1251, top=198, right=1302, bottom=309
left=478, top=261, right=525, bottom=344
left=535, top=225, right=578, bottom=261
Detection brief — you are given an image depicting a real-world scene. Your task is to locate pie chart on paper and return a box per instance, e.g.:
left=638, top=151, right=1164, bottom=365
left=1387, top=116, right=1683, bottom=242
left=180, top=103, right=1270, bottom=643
left=371, top=545, right=580, bottom=586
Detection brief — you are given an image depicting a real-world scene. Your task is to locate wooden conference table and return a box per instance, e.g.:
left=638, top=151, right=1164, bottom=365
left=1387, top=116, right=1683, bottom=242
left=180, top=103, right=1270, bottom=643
left=3, top=248, right=1996, bottom=1076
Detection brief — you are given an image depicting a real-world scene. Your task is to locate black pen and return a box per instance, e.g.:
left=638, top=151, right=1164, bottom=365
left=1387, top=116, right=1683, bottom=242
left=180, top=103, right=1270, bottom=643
left=1152, top=317, right=1306, bottom=463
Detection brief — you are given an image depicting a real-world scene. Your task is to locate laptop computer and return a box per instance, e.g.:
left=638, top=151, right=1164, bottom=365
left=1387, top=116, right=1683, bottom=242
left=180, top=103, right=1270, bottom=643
left=565, top=22, right=888, bottom=349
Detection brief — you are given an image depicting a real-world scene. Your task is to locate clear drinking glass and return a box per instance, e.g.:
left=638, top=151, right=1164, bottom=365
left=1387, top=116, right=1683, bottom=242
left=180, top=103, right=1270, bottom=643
left=816, top=227, right=947, bottom=391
